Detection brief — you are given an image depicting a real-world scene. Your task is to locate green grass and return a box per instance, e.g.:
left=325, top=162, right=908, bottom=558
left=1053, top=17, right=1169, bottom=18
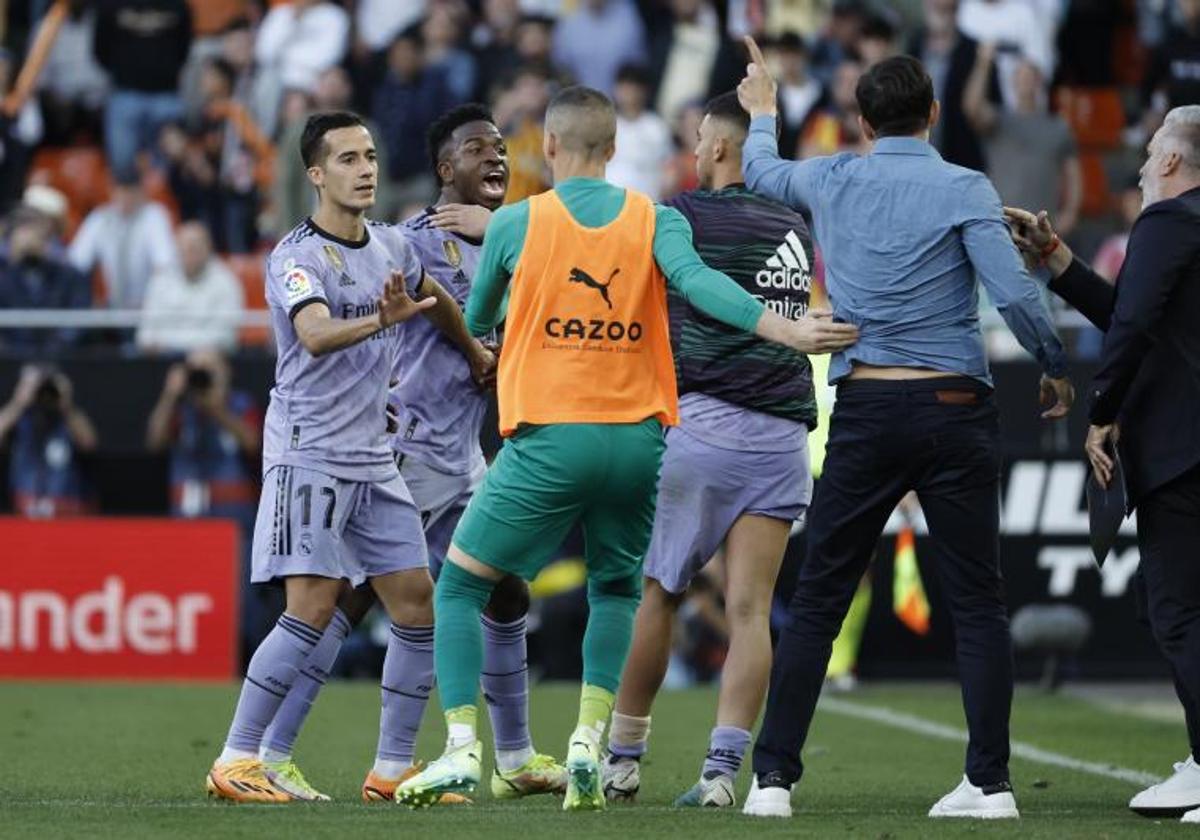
left=0, top=681, right=1192, bottom=838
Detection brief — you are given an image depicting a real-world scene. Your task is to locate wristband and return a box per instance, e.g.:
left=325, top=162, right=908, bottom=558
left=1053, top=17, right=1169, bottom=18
left=1039, top=234, right=1061, bottom=262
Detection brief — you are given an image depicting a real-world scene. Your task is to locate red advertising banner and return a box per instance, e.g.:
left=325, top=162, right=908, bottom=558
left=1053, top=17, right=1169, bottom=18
left=0, top=518, right=239, bottom=679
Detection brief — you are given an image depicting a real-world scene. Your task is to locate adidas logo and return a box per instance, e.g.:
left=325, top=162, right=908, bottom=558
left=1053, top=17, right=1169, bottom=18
left=756, top=230, right=811, bottom=292
left=338, top=272, right=355, bottom=287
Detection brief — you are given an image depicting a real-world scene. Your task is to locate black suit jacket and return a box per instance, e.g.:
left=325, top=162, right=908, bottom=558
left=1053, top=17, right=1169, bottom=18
left=1049, top=186, right=1200, bottom=505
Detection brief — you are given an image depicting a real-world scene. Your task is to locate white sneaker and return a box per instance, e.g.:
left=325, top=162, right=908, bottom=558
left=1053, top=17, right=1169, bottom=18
left=1130, top=756, right=1200, bottom=817
left=928, top=776, right=1019, bottom=819
left=742, top=774, right=793, bottom=818
left=1182, top=806, right=1200, bottom=823
left=601, top=753, right=641, bottom=802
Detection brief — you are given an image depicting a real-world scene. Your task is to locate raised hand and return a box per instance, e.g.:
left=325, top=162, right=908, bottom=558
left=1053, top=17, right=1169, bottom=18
left=379, top=270, right=437, bottom=329
left=737, top=35, right=778, bottom=119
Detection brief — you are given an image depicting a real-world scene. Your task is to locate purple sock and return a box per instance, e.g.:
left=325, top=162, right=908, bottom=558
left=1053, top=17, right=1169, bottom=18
left=376, top=623, right=435, bottom=767
left=225, top=614, right=321, bottom=754
left=701, top=726, right=751, bottom=779
left=481, top=615, right=532, bottom=752
left=261, top=608, right=351, bottom=758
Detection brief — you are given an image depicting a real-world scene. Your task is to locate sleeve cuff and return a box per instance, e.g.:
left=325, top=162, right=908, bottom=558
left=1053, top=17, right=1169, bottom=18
left=289, top=296, right=328, bottom=321
left=749, top=115, right=778, bottom=134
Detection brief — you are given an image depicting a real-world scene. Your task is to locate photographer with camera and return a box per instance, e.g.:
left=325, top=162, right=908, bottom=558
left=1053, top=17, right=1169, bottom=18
left=0, top=364, right=98, bottom=517
left=146, top=349, right=261, bottom=520
left=0, top=207, right=91, bottom=352
left=147, top=348, right=268, bottom=655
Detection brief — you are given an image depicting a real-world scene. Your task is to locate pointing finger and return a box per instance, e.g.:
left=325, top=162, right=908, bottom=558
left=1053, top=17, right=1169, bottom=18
left=744, top=35, right=769, bottom=70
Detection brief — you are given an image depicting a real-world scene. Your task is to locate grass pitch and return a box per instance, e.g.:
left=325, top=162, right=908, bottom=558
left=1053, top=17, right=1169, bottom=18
left=0, top=680, right=1192, bottom=838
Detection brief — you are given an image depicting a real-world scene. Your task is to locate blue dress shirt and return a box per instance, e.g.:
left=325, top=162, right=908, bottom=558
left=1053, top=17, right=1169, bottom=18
left=744, top=115, right=1067, bottom=385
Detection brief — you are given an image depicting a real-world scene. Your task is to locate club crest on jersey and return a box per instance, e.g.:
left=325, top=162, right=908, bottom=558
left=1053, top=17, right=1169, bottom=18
left=323, top=244, right=344, bottom=271
left=443, top=239, right=463, bottom=268
left=284, top=268, right=314, bottom=304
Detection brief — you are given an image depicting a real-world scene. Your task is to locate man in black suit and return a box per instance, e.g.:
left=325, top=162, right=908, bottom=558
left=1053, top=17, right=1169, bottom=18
left=1007, top=104, right=1200, bottom=824
left=908, top=0, right=1000, bottom=172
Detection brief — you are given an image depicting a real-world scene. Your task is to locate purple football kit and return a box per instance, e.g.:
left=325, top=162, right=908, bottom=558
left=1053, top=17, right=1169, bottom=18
left=251, top=218, right=429, bottom=587
left=393, top=208, right=489, bottom=569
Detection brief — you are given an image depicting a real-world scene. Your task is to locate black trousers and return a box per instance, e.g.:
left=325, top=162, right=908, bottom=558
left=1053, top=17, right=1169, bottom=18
left=1135, top=464, right=1200, bottom=762
left=753, top=377, right=1013, bottom=787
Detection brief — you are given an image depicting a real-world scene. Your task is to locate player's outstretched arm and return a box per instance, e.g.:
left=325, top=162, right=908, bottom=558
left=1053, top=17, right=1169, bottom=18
left=414, top=272, right=496, bottom=386
left=293, top=273, right=435, bottom=357
left=654, top=206, right=858, bottom=354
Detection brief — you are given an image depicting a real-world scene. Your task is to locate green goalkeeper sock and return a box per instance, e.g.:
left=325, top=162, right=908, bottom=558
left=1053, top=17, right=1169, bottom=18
left=433, top=561, right=495, bottom=725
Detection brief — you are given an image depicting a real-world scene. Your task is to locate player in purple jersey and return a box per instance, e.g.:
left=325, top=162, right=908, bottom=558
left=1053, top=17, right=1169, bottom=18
left=255, top=105, right=566, bottom=802
left=603, top=93, right=818, bottom=808
left=205, top=111, right=495, bottom=805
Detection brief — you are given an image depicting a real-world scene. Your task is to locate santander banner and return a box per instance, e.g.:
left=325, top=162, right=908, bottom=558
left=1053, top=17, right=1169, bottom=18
left=0, top=518, right=239, bottom=679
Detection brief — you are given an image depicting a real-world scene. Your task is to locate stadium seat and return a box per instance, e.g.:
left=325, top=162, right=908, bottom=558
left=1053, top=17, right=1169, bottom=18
left=224, top=253, right=270, bottom=346
left=1055, top=87, right=1125, bottom=151
left=1079, top=152, right=1112, bottom=217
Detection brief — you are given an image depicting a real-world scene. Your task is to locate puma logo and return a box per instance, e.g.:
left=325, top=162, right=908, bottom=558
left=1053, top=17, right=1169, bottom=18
left=568, top=267, right=618, bottom=309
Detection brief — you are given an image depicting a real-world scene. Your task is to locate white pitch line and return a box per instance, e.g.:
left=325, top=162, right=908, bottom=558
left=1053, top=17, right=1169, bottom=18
left=819, top=696, right=1162, bottom=787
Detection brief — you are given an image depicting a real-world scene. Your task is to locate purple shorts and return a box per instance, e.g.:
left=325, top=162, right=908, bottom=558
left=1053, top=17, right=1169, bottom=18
left=398, top=452, right=485, bottom=577
left=251, top=465, right=428, bottom=587
left=643, top=426, right=812, bottom=595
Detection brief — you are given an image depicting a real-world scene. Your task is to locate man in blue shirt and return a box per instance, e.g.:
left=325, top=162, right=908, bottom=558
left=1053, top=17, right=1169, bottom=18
left=735, top=44, right=1074, bottom=821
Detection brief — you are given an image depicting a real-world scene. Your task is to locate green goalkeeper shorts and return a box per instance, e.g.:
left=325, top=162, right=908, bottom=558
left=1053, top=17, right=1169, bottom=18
left=450, top=419, right=666, bottom=584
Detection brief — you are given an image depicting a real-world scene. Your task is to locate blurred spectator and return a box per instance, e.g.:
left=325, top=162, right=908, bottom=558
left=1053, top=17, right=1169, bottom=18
left=799, top=58, right=867, bottom=158
left=146, top=349, right=260, bottom=520
left=552, top=0, right=647, bottom=94
left=19, top=184, right=69, bottom=248
left=957, top=0, right=1054, bottom=108
left=0, top=208, right=90, bottom=352
left=808, top=0, right=868, bottom=86
left=471, top=0, right=522, bottom=98
left=857, top=7, right=901, bottom=65
left=37, top=0, right=109, bottom=145
left=273, top=68, right=395, bottom=233
left=1143, top=0, right=1200, bottom=118
left=768, top=33, right=826, bottom=161
left=0, top=49, right=45, bottom=214
left=908, top=0, right=999, bottom=172
left=1093, top=177, right=1144, bottom=281
left=68, top=172, right=177, bottom=310
left=648, top=0, right=722, bottom=126
left=965, top=46, right=1082, bottom=238
left=253, top=0, right=350, bottom=137
left=0, top=364, right=97, bottom=518
left=357, top=0, right=428, bottom=54
left=423, top=3, right=477, bottom=105
left=608, top=64, right=673, bottom=200
left=179, top=56, right=271, bottom=252
left=494, top=63, right=554, bottom=202
left=136, top=223, right=245, bottom=354
left=662, top=99, right=705, bottom=197
left=145, top=348, right=266, bottom=655
left=94, top=0, right=192, bottom=180
left=372, top=29, right=456, bottom=211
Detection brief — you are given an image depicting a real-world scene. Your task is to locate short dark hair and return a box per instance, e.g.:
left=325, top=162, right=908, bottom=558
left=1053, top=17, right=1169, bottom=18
left=615, top=63, right=651, bottom=87
left=704, top=91, right=750, bottom=134
left=300, top=111, right=367, bottom=168
left=427, top=103, right=497, bottom=176
left=855, top=55, right=934, bottom=137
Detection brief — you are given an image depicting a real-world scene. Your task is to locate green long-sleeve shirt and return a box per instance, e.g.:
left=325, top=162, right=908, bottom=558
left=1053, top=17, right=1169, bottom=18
left=464, top=177, right=766, bottom=336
